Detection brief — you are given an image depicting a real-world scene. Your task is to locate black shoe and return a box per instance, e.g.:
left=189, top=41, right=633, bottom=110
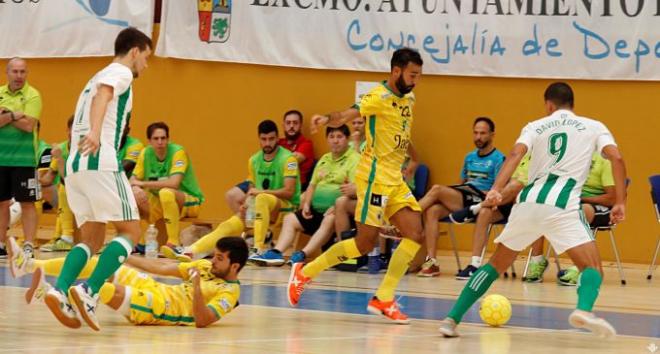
left=455, top=265, right=478, bottom=280
left=449, top=208, right=475, bottom=224
left=0, top=246, right=7, bottom=259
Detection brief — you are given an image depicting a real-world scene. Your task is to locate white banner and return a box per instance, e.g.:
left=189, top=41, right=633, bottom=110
left=0, top=0, right=154, bottom=58
left=157, top=0, right=660, bottom=81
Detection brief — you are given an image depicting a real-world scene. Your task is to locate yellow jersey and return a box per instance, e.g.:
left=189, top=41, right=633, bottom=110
left=125, top=259, right=240, bottom=325
left=354, top=81, right=415, bottom=185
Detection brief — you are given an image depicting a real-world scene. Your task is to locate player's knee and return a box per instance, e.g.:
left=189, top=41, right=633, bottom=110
left=354, top=235, right=378, bottom=254
left=335, top=195, right=349, bottom=210
left=158, top=188, right=176, bottom=204
left=255, top=193, right=272, bottom=205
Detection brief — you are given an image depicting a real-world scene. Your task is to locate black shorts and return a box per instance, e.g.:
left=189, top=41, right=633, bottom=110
left=295, top=208, right=325, bottom=235
left=450, top=183, right=486, bottom=208
left=588, top=204, right=612, bottom=228
left=235, top=180, right=250, bottom=193
left=0, top=166, right=40, bottom=202
left=295, top=208, right=336, bottom=251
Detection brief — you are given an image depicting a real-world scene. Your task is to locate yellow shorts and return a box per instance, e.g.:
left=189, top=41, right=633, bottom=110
left=127, top=286, right=167, bottom=325
left=354, top=178, right=421, bottom=227
left=148, top=191, right=201, bottom=223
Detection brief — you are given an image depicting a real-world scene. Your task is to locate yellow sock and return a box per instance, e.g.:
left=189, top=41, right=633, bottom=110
left=302, top=238, right=362, bottom=279
left=57, top=185, right=74, bottom=237
left=35, top=257, right=99, bottom=278
left=254, top=193, right=278, bottom=250
left=190, top=215, right=244, bottom=255
left=35, top=200, right=43, bottom=217
left=98, top=283, right=116, bottom=304
left=53, top=214, right=62, bottom=239
left=375, top=238, right=421, bottom=301
left=159, top=188, right=181, bottom=245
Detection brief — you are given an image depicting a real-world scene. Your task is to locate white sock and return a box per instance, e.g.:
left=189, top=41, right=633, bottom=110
left=470, top=203, right=482, bottom=215
left=60, top=235, right=74, bottom=244
left=0, top=241, right=5, bottom=249
left=471, top=256, right=482, bottom=267
left=531, top=255, right=545, bottom=263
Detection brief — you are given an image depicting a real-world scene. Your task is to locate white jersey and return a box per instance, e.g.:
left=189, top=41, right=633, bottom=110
left=67, top=63, right=133, bottom=175
left=515, top=109, right=616, bottom=211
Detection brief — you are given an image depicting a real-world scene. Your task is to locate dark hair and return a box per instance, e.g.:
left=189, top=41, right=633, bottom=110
left=391, top=47, right=423, bottom=70
left=283, top=109, right=303, bottom=123
left=544, top=82, right=574, bottom=108
left=473, top=117, right=495, bottom=132
left=146, top=121, right=169, bottom=139
left=114, top=27, right=153, bottom=57
left=216, top=237, right=249, bottom=272
left=326, top=124, right=350, bottom=138
left=258, top=119, right=279, bottom=136
left=66, top=115, right=74, bottom=129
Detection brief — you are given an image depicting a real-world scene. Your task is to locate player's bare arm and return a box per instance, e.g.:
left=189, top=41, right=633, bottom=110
left=124, top=255, right=183, bottom=278
left=310, top=107, right=360, bottom=133
left=248, top=177, right=296, bottom=200
left=133, top=174, right=184, bottom=190
left=600, top=144, right=627, bottom=223
left=189, top=268, right=220, bottom=328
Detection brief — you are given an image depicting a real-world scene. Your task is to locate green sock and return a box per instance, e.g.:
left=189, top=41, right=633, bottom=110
left=576, top=267, right=601, bottom=312
left=55, top=244, right=91, bottom=293
left=448, top=263, right=499, bottom=324
left=86, top=236, right=133, bottom=294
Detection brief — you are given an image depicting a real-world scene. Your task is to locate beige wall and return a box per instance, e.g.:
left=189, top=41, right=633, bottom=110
left=7, top=28, right=658, bottom=264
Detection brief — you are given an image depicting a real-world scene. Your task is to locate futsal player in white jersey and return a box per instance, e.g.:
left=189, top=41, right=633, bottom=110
left=40, top=28, right=153, bottom=331
left=438, top=82, right=627, bottom=338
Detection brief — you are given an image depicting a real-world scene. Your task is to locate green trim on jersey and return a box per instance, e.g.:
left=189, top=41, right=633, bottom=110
left=142, top=144, right=205, bottom=202
left=113, top=88, right=130, bottom=151
left=536, top=173, right=559, bottom=204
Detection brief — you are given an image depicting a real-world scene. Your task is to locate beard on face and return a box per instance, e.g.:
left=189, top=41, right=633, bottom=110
left=262, top=145, right=275, bottom=154
left=212, top=267, right=229, bottom=279
left=395, top=74, right=414, bottom=95
left=286, top=130, right=300, bottom=141
left=474, top=140, right=488, bottom=149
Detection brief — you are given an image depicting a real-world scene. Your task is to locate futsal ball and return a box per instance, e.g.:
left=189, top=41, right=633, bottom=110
left=479, top=294, right=512, bottom=327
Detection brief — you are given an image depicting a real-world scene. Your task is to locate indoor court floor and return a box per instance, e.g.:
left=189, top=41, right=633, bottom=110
left=1, top=247, right=659, bottom=354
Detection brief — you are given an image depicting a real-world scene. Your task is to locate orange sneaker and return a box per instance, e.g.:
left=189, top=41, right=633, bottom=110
left=287, top=262, right=311, bottom=307
left=367, top=296, right=410, bottom=324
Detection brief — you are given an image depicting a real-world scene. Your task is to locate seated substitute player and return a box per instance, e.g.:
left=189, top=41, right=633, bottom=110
left=438, top=82, right=627, bottom=338
left=167, top=119, right=301, bottom=262
left=39, top=116, right=76, bottom=252
left=417, top=117, right=505, bottom=277
left=250, top=124, right=360, bottom=266
left=451, top=155, right=529, bottom=279
left=224, top=110, right=314, bottom=214
left=130, top=121, right=204, bottom=256
left=8, top=236, right=247, bottom=328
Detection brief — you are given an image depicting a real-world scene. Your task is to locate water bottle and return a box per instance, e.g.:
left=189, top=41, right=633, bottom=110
left=145, top=224, right=159, bottom=259
left=245, top=196, right=256, bottom=228
left=367, top=246, right=381, bottom=274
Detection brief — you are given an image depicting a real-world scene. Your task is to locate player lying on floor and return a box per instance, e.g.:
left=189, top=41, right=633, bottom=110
left=7, top=236, right=247, bottom=329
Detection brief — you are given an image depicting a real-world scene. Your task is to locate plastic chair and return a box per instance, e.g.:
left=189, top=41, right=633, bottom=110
left=441, top=216, right=517, bottom=278
left=647, top=175, right=660, bottom=280
left=591, top=178, right=631, bottom=286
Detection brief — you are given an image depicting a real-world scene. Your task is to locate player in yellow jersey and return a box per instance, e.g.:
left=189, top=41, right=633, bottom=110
left=8, top=236, right=247, bottom=328
left=287, top=48, right=424, bottom=323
